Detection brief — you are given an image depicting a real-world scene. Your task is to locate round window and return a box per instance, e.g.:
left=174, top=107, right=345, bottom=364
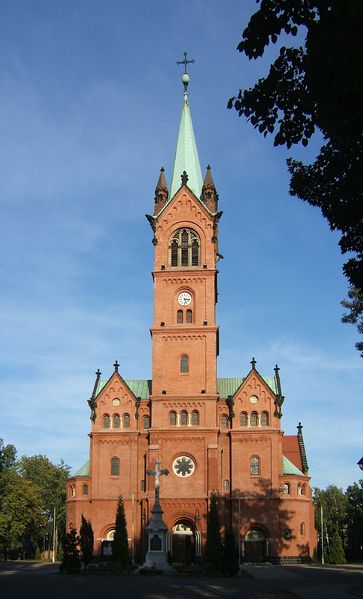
left=172, top=455, right=195, bottom=478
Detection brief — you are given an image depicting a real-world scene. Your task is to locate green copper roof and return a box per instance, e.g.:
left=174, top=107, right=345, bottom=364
left=73, top=461, right=90, bottom=477
left=125, top=379, right=151, bottom=399
left=217, top=376, right=278, bottom=398
left=170, top=93, right=203, bottom=199
left=95, top=377, right=277, bottom=400
left=282, top=455, right=304, bottom=476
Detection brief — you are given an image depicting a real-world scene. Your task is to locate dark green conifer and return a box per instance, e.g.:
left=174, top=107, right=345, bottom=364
left=222, top=528, right=239, bottom=576
left=79, top=514, right=94, bottom=567
left=112, top=496, right=131, bottom=571
left=329, top=530, right=346, bottom=564
left=204, top=492, right=223, bottom=571
left=60, top=526, right=81, bottom=573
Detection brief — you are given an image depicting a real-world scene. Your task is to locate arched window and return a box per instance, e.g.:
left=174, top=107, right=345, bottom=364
left=283, top=482, right=290, bottom=494
left=180, top=410, right=188, bottom=426
left=250, top=456, right=260, bottom=476
left=169, top=228, right=200, bottom=267
left=191, top=410, right=199, bottom=425
left=103, top=414, right=110, bottom=428
left=223, top=479, right=230, bottom=491
left=71, top=486, right=75, bottom=497
left=186, top=309, right=192, bottom=323
left=82, top=484, right=88, bottom=496
left=240, top=411, right=248, bottom=426
left=177, top=309, right=183, bottom=323
left=250, top=411, right=258, bottom=426
left=300, top=522, right=305, bottom=536
left=169, top=411, right=177, bottom=426
left=221, top=414, right=229, bottom=429
left=113, top=414, right=120, bottom=428
left=123, top=413, right=130, bottom=429
left=297, top=483, right=306, bottom=495
left=143, top=414, right=150, bottom=429
left=180, top=355, right=189, bottom=373
left=111, top=457, right=120, bottom=476
left=261, top=411, right=269, bottom=426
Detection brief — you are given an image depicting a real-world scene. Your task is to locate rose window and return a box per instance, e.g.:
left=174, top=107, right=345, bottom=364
left=172, top=455, right=195, bottom=478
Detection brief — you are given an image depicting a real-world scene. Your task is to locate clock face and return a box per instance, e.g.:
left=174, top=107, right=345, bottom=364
left=178, top=292, right=192, bottom=306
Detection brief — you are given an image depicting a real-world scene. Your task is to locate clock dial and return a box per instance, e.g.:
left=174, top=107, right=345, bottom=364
left=178, top=292, right=192, bottom=306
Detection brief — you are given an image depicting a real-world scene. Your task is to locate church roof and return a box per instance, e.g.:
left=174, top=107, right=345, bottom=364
left=282, top=455, right=304, bottom=476
left=217, top=376, right=278, bottom=398
left=170, top=85, right=203, bottom=200
left=73, top=461, right=90, bottom=477
left=95, top=377, right=277, bottom=399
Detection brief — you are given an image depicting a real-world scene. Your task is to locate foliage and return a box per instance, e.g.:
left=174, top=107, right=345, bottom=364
left=0, top=468, right=46, bottom=555
left=0, top=438, right=17, bottom=474
left=342, top=288, right=363, bottom=357
left=222, top=528, right=239, bottom=576
left=329, top=530, right=346, bottom=564
left=204, top=492, right=223, bottom=571
left=79, top=514, right=94, bottom=566
left=18, top=454, right=70, bottom=552
left=313, top=485, right=348, bottom=541
left=112, top=496, right=131, bottom=571
left=60, top=526, right=81, bottom=573
left=228, top=0, right=363, bottom=352
left=345, top=480, right=363, bottom=561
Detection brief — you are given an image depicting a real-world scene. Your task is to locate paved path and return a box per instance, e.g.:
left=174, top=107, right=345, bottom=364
left=0, top=561, right=362, bottom=599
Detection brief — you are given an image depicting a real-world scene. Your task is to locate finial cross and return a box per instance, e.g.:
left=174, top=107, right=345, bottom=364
left=251, top=357, right=256, bottom=370
left=113, top=360, right=119, bottom=373
left=177, top=51, right=195, bottom=74
left=146, top=458, right=169, bottom=501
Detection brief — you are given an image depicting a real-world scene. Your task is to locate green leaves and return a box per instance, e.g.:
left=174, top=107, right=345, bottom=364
left=229, top=0, right=363, bottom=354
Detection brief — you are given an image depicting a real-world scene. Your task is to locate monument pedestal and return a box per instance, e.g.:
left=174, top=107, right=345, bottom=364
left=143, top=498, right=173, bottom=571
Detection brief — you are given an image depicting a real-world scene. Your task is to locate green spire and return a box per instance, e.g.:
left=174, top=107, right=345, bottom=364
left=170, top=75, right=203, bottom=200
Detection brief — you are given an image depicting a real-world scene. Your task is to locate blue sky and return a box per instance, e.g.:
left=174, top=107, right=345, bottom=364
left=0, top=0, right=361, bottom=491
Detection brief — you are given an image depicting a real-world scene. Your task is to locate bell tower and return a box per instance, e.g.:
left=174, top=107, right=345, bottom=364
left=146, top=64, right=222, bottom=425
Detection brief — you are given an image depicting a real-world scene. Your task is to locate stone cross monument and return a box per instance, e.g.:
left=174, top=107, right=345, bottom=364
left=143, top=458, right=173, bottom=570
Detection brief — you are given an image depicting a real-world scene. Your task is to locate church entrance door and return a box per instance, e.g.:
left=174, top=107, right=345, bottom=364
left=172, top=521, right=195, bottom=565
left=244, top=528, right=268, bottom=562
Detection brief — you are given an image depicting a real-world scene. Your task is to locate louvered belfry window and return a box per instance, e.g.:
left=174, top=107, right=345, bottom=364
left=169, top=228, right=200, bottom=267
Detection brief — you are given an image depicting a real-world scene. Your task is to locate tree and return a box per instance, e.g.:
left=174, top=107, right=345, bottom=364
left=18, top=455, right=70, bottom=555
left=313, top=485, right=348, bottom=540
left=79, top=514, right=94, bottom=567
left=329, top=530, right=346, bottom=564
left=228, top=0, right=363, bottom=353
left=345, top=480, right=363, bottom=561
left=112, top=496, right=131, bottom=571
left=222, top=528, right=239, bottom=576
left=0, top=438, right=17, bottom=474
left=0, top=468, right=46, bottom=557
left=60, top=526, right=81, bottom=574
left=204, top=492, right=223, bottom=571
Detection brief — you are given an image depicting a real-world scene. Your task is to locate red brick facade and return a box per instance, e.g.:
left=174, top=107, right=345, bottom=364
left=67, top=92, right=316, bottom=565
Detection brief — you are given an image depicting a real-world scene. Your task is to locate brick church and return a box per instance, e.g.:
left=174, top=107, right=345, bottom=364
left=67, top=67, right=316, bottom=564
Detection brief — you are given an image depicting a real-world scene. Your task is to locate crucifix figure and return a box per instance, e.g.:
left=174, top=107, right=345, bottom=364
left=146, top=458, right=169, bottom=502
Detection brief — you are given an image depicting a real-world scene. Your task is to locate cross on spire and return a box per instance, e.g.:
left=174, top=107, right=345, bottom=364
left=176, top=51, right=195, bottom=74
left=251, top=357, right=256, bottom=370
left=113, top=360, right=119, bottom=373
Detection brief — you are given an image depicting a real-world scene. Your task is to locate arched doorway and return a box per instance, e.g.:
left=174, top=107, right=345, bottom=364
left=171, top=520, right=195, bottom=565
left=243, top=527, right=269, bottom=562
left=101, top=529, right=115, bottom=557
